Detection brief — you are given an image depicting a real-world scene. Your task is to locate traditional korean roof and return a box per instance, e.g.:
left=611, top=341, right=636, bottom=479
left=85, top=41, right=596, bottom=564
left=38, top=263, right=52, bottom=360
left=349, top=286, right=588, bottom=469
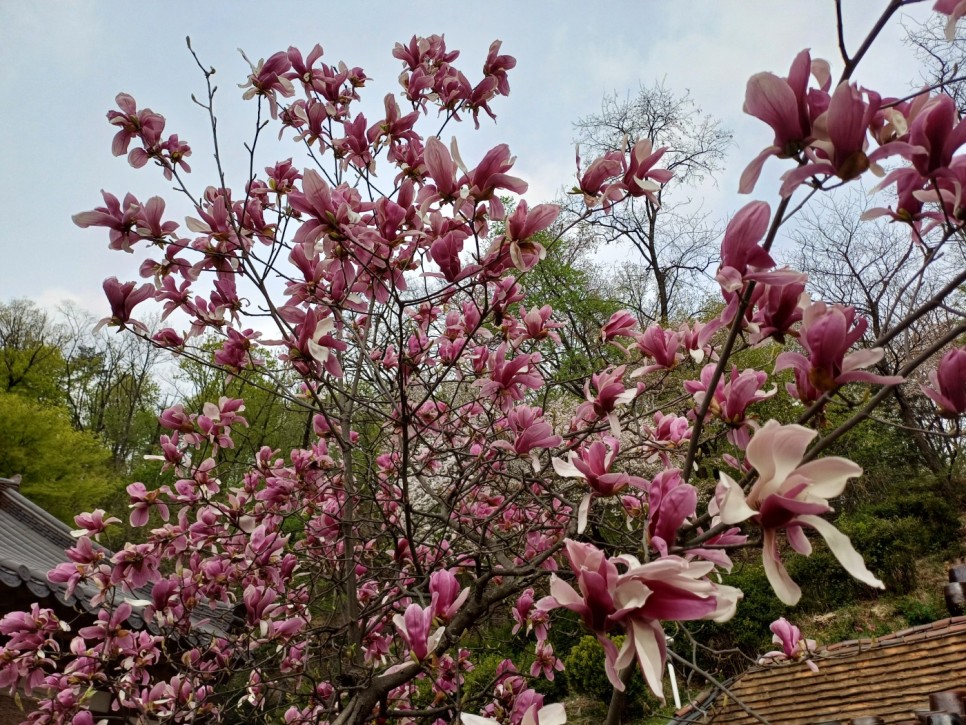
left=0, top=476, right=91, bottom=601
left=0, top=476, right=232, bottom=636
left=673, top=617, right=966, bottom=724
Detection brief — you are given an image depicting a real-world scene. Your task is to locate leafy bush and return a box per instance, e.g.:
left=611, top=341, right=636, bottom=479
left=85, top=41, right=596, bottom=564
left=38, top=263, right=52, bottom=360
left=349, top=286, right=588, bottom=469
left=895, top=594, right=947, bottom=626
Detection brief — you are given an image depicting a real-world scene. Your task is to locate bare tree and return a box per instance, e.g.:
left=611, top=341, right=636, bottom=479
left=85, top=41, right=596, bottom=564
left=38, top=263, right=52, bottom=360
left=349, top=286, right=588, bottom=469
left=567, top=81, right=732, bottom=324
left=905, top=13, right=966, bottom=114
left=790, top=188, right=962, bottom=473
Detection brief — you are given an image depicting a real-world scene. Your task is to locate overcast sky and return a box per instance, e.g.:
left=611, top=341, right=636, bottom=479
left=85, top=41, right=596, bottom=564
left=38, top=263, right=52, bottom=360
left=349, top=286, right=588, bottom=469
left=0, top=1, right=936, bottom=319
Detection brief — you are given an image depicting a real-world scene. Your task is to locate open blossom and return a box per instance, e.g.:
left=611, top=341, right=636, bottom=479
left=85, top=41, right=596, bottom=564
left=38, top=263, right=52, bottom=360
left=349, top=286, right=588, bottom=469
left=759, top=617, right=819, bottom=672
left=621, top=138, right=673, bottom=203
left=684, top=365, right=776, bottom=449
left=642, top=412, right=691, bottom=465
left=714, top=420, right=884, bottom=605
left=70, top=510, right=121, bottom=540
left=775, top=300, right=902, bottom=403
left=780, top=82, right=891, bottom=197
left=922, top=347, right=966, bottom=417
left=552, top=437, right=646, bottom=533
left=502, top=201, right=558, bottom=271
left=575, top=365, right=638, bottom=436
left=491, top=406, right=562, bottom=472
left=239, top=50, right=295, bottom=118
left=632, top=324, right=684, bottom=375
left=740, top=49, right=831, bottom=193
left=540, top=540, right=740, bottom=698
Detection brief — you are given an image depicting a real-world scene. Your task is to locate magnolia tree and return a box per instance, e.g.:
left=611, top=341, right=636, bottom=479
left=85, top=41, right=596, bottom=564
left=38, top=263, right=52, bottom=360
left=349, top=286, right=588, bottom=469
left=4, top=2, right=966, bottom=724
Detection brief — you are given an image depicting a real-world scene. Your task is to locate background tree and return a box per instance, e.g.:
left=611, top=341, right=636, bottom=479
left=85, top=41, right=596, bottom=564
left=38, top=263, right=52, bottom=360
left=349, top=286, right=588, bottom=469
left=906, top=12, right=966, bottom=114
left=0, top=391, right=119, bottom=521
left=567, top=81, right=732, bottom=324
left=0, top=299, right=66, bottom=404
left=58, top=307, right=167, bottom=470
left=790, top=188, right=961, bottom=475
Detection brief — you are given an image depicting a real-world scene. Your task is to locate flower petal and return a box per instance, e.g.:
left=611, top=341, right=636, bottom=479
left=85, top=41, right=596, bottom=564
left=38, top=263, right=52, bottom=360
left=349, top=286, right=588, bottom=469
left=799, top=514, right=884, bottom=591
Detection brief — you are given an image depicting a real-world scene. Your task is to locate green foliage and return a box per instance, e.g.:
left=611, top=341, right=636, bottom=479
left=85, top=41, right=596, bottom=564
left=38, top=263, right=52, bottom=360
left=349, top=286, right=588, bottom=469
left=895, top=593, right=947, bottom=626
left=461, top=652, right=508, bottom=705
left=0, top=299, right=66, bottom=405
left=0, top=391, right=120, bottom=522
left=716, top=563, right=788, bottom=654
left=521, top=232, right=623, bottom=387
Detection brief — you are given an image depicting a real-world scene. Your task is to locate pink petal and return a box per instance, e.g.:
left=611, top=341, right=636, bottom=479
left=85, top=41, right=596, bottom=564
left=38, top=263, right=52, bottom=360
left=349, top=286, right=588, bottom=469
left=762, top=529, right=802, bottom=605
left=792, top=457, right=862, bottom=499
left=631, top=619, right=667, bottom=701
left=715, top=474, right=756, bottom=525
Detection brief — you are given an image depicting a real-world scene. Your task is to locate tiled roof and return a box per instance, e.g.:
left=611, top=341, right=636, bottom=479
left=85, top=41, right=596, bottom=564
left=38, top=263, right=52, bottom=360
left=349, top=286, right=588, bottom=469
left=0, top=477, right=88, bottom=601
left=0, top=477, right=232, bottom=636
left=675, top=617, right=966, bottom=724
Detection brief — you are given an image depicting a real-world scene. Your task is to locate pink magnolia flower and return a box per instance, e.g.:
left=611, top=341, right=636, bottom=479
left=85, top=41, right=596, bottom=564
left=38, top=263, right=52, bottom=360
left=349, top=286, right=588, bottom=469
left=502, top=201, right=558, bottom=271
left=774, top=300, right=902, bottom=403
left=475, top=344, right=543, bottom=413
left=646, top=470, right=698, bottom=555
left=462, top=703, right=566, bottom=725
left=429, top=569, right=469, bottom=623
left=127, top=482, right=170, bottom=527
left=740, top=49, right=831, bottom=193
left=903, top=94, right=966, bottom=178
left=491, top=406, right=562, bottom=472
left=393, top=603, right=443, bottom=661
left=517, top=305, right=563, bottom=345
left=621, top=139, right=674, bottom=204
left=73, top=191, right=144, bottom=252
left=759, top=617, right=819, bottom=672
left=70, top=510, right=121, bottom=540
left=462, top=143, right=528, bottom=215
left=868, top=94, right=966, bottom=227
left=780, top=83, right=890, bottom=197
left=632, top=325, right=684, bottom=375
left=715, top=201, right=775, bottom=295
left=541, top=540, right=740, bottom=698
left=96, top=278, right=154, bottom=334
left=684, top=365, right=776, bottom=449
left=746, top=270, right=809, bottom=344
left=575, top=365, right=638, bottom=436
left=107, top=93, right=166, bottom=159
left=574, top=149, right=624, bottom=210
left=643, top=412, right=692, bottom=466
left=678, top=318, right=723, bottom=364
left=715, top=420, right=884, bottom=605
left=510, top=588, right=550, bottom=642
left=922, top=347, right=966, bottom=417
left=552, top=438, right=646, bottom=533
left=239, top=50, right=295, bottom=118
left=601, top=310, right=638, bottom=344
left=529, top=641, right=564, bottom=681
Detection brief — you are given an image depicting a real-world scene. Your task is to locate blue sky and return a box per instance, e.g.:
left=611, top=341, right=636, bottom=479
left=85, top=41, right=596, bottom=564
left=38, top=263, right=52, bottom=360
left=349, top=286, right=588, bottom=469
left=0, top=1, right=935, bottom=316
